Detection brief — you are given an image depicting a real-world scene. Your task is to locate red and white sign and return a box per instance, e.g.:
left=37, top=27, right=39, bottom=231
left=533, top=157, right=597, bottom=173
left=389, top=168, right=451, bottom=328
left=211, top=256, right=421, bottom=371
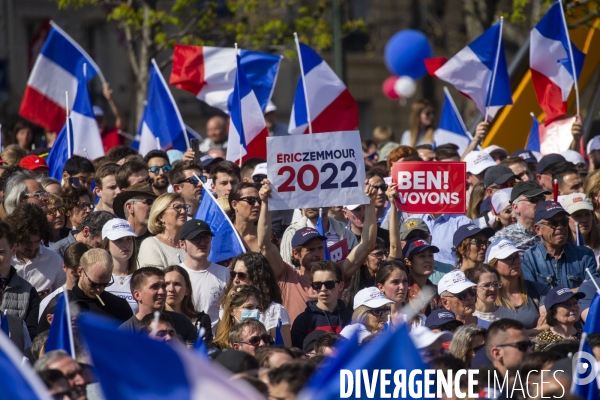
left=329, top=238, right=349, bottom=263
left=391, top=161, right=466, bottom=214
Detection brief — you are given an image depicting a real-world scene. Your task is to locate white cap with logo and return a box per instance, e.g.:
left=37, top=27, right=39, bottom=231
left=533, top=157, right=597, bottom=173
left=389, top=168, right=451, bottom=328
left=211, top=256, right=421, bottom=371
left=251, top=163, right=268, bottom=178
left=437, top=270, right=477, bottom=295
left=102, top=218, right=137, bottom=241
left=561, top=192, right=594, bottom=215
left=485, top=239, right=521, bottom=263
left=409, top=325, right=453, bottom=349
left=464, top=151, right=496, bottom=175
left=353, top=287, right=394, bottom=310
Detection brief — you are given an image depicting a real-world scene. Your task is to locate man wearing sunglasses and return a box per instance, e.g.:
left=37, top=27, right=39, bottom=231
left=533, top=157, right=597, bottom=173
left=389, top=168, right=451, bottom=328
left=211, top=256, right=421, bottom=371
left=230, top=319, right=272, bottom=356
left=438, top=270, right=490, bottom=328
left=523, top=201, right=599, bottom=289
left=113, top=182, right=158, bottom=248
left=491, top=181, right=551, bottom=251
left=170, top=161, right=205, bottom=216
left=143, top=150, right=172, bottom=196
left=486, top=319, right=532, bottom=386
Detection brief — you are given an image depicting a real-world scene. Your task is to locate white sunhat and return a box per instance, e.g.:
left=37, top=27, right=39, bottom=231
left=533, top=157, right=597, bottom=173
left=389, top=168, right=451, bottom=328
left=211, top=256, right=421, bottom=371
left=464, top=151, right=496, bottom=175
left=353, top=287, right=394, bottom=310
left=485, top=239, right=521, bottom=263
left=344, top=204, right=363, bottom=211
left=437, top=270, right=477, bottom=296
left=102, top=218, right=136, bottom=241
left=264, top=100, right=277, bottom=114
left=491, top=188, right=512, bottom=215
left=409, top=325, right=453, bottom=349
left=92, top=105, right=104, bottom=117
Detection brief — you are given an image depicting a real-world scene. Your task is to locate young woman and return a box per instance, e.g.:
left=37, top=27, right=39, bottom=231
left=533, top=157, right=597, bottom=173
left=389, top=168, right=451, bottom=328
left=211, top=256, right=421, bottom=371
left=222, top=252, right=291, bottom=347
left=375, top=261, right=409, bottom=326
left=452, top=224, right=494, bottom=271
left=138, top=193, right=188, bottom=268
left=101, top=219, right=138, bottom=312
left=533, top=286, right=584, bottom=351
left=229, top=183, right=262, bottom=252
left=464, top=264, right=515, bottom=322
left=400, top=99, right=435, bottom=147
left=213, top=285, right=262, bottom=349
left=467, top=182, right=486, bottom=221
left=345, top=237, right=388, bottom=309
left=564, top=193, right=600, bottom=264
left=46, top=194, right=65, bottom=243
left=164, top=265, right=213, bottom=342
left=12, top=121, right=34, bottom=152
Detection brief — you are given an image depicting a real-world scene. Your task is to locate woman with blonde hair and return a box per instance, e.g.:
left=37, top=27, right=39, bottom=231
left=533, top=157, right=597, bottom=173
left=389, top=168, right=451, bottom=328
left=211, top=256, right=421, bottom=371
left=213, top=284, right=262, bottom=349
left=583, top=169, right=600, bottom=220
left=563, top=193, right=600, bottom=263
left=138, top=193, right=188, bottom=268
left=339, top=287, right=394, bottom=343
left=400, top=99, right=435, bottom=147
left=448, top=325, right=486, bottom=367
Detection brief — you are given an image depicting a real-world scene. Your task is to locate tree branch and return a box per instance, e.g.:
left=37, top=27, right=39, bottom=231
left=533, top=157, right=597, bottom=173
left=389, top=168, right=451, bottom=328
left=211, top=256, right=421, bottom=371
left=158, top=55, right=173, bottom=71
left=123, top=25, right=140, bottom=77
left=567, top=10, right=600, bottom=28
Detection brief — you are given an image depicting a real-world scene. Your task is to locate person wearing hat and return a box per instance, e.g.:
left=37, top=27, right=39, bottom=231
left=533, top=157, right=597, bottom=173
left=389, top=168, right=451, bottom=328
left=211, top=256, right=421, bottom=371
left=483, top=165, right=518, bottom=200
left=563, top=192, right=600, bottom=262
left=483, top=145, right=509, bottom=164
left=465, top=151, right=497, bottom=187
left=438, top=270, right=491, bottom=328
left=341, top=287, right=394, bottom=339
left=18, top=155, right=49, bottom=176
left=100, top=219, right=138, bottom=313
left=513, top=149, right=539, bottom=175
left=533, top=286, right=585, bottom=351
left=551, top=161, right=582, bottom=196
left=586, top=134, right=600, bottom=172
left=561, top=149, right=587, bottom=175
left=112, top=182, right=158, bottom=248
left=425, top=309, right=463, bottom=333
left=523, top=200, right=600, bottom=289
left=536, top=153, right=567, bottom=191
left=490, top=181, right=550, bottom=251
left=257, top=180, right=378, bottom=323
left=402, top=238, right=442, bottom=316
left=409, top=325, right=453, bottom=363
left=94, top=83, right=127, bottom=154
left=264, top=101, right=288, bottom=137
left=489, top=188, right=515, bottom=232
left=452, top=224, right=494, bottom=271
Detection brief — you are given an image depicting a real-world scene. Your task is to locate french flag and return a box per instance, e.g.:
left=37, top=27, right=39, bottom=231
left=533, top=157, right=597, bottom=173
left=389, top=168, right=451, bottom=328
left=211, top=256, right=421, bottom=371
left=526, top=113, right=541, bottom=152
left=226, top=55, right=269, bottom=164
left=433, top=88, right=473, bottom=156
left=169, top=44, right=281, bottom=113
left=530, top=1, right=585, bottom=124
left=426, top=21, right=512, bottom=120
left=288, top=42, right=358, bottom=134
left=134, top=60, right=189, bottom=157
left=19, top=22, right=103, bottom=134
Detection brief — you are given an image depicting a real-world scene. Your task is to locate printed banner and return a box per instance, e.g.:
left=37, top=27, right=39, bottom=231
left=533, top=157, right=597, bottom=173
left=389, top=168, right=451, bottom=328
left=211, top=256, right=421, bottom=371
left=329, top=238, right=349, bottom=263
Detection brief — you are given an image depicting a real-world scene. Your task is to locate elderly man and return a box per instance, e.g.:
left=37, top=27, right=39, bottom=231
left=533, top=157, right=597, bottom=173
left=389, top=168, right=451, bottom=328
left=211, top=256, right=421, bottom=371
left=199, top=115, right=228, bottom=152
left=230, top=319, right=272, bottom=356
left=113, top=182, right=157, bottom=247
left=68, top=248, right=132, bottom=321
left=438, top=270, right=490, bottom=328
left=4, top=169, right=49, bottom=214
left=34, top=350, right=88, bottom=400
left=522, top=201, right=599, bottom=289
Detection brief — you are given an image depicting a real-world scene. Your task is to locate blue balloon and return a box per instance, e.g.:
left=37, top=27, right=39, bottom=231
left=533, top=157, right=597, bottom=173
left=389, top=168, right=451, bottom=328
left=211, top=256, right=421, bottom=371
left=384, top=30, right=432, bottom=80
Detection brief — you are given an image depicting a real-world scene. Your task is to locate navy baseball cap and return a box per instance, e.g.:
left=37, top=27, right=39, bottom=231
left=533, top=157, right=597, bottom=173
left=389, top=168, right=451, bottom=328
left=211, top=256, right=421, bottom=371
left=425, top=309, right=462, bottom=329
left=537, top=154, right=566, bottom=174
left=513, top=149, right=538, bottom=164
left=452, top=224, right=494, bottom=249
left=544, top=286, right=585, bottom=310
left=402, top=238, right=439, bottom=258
left=484, top=165, right=517, bottom=188
left=534, top=201, right=569, bottom=223
left=291, top=227, right=327, bottom=248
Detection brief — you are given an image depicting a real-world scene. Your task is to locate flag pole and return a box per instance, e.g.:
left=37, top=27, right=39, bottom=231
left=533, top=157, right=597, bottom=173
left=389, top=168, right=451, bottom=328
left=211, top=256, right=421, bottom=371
left=485, top=17, right=503, bottom=122
left=234, top=43, right=243, bottom=167
left=558, top=0, right=580, bottom=116
left=444, top=86, right=476, bottom=144
left=65, top=91, right=72, bottom=158
left=63, top=291, right=76, bottom=357
left=294, top=32, right=313, bottom=134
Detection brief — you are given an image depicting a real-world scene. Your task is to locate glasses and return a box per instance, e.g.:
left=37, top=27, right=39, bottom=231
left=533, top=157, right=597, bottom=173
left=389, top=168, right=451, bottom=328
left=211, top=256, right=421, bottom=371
left=170, top=204, right=191, bottom=213
left=369, top=250, right=388, bottom=259
left=371, top=184, right=388, bottom=192
left=445, top=288, right=476, bottom=301
left=82, top=268, right=114, bottom=289
left=178, top=176, right=206, bottom=185
left=187, top=235, right=212, bottom=245
left=46, top=206, right=65, bottom=217
left=230, top=271, right=249, bottom=281
left=131, top=198, right=154, bottom=206
left=77, top=202, right=94, bottom=210
left=434, top=323, right=461, bottom=333
left=238, top=196, right=262, bottom=206
left=497, top=340, right=534, bottom=352
left=539, top=218, right=569, bottom=229
left=310, top=280, right=340, bottom=291
left=148, top=165, right=172, bottom=174
left=478, top=282, right=503, bottom=290
left=23, top=191, right=49, bottom=200
left=469, top=238, right=491, bottom=247
left=241, top=334, right=274, bottom=347
left=367, top=306, right=391, bottom=317
left=501, top=253, right=520, bottom=264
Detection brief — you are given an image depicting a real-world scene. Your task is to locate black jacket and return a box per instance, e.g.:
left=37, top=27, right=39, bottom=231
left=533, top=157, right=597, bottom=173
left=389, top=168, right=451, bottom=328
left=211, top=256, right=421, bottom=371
left=291, top=300, right=352, bottom=349
left=68, top=284, right=133, bottom=322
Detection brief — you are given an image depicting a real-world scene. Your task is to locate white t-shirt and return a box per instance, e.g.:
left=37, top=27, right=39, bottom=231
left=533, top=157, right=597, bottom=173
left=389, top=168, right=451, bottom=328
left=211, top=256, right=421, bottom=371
left=260, top=302, right=291, bottom=331
left=179, top=262, right=230, bottom=333
left=105, top=274, right=138, bottom=314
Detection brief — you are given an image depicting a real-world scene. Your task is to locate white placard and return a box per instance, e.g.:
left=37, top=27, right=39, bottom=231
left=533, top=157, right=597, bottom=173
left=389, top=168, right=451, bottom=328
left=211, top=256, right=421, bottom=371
left=266, top=131, right=369, bottom=211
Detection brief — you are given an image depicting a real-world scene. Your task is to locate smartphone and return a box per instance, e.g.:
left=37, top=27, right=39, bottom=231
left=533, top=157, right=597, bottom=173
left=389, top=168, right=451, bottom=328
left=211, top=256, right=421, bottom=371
left=190, top=138, right=201, bottom=164
left=69, top=177, right=81, bottom=187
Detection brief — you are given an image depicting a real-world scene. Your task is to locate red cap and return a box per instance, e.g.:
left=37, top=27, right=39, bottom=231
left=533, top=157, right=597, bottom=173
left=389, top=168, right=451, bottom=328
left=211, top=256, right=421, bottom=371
left=18, top=155, right=49, bottom=171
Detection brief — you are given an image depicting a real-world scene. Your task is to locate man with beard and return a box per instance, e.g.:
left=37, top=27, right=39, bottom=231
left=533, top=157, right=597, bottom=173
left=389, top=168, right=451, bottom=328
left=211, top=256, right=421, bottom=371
left=170, top=161, right=204, bottom=216
left=257, top=179, right=378, bottom=323
left=143, top=150, right=171, bottom=196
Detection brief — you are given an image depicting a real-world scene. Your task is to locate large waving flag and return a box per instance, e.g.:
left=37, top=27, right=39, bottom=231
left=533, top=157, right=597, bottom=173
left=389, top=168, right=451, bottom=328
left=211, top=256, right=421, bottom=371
left=526, top=113, right=541, bottom=152
left=135, top=59, right=189, bottom=157
left=77, top=313, right=260, bottom=399
left=45, top=291, right=75, bottom=357
left=426, top=20, right=512, bottom=120
left=530, top=1, right=585, bottom=123
left=170, top=44, right=281, bottom=113
left=194, top=188, right=245, bottom=263
left=226, top=55, right=269, bottom=164
left=46, top=114, right=74, bottom=181
left=0, top=329, right=53, bottom=400
left=572, top=286, right=600, bottom=400
left=19, top=22, right=103, bottom=134
left=289, top=42, right=358, bottom=134
left=433, top=87, right=473, bottom=156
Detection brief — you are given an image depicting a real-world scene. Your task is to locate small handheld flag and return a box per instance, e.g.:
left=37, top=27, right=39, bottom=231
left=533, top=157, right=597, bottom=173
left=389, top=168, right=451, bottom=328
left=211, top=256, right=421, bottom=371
left=274, top=318, right=284, bottom=346
left=45, top=291, right=76, bottom=358
left=315, top=209, right=331, bottom=260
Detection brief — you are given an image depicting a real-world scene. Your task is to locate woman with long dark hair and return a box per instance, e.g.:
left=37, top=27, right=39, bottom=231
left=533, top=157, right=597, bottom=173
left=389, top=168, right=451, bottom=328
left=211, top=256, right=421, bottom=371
left=400, top=99, right=435, bottom=147
left=229, top=182, right=262, bottom=252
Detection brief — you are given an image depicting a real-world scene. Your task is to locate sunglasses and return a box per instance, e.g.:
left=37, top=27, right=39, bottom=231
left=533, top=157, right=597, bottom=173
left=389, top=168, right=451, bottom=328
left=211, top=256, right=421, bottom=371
left=497, top=340, right=533, bottom=352
left=367, top=306, right=391, bottom=317
left=230, top=271, right=249, bottom=280
left=178, top=176, right=206, bottom=185
left=171, top=204, right=191, bottom=213
left=433, top=323, right=462, bottom=333
left=24, top=191, right=49, bottom=200
left=252, top=175, right=267, bottom=184
left=471, top=344, right=485, bottom=353
left=478, top=282, right=503, bottom=290
left=469, top=238, right=491, bottom=247
left=82, top=268, right=113, bottom=289
left=148, top=165, right=172, bottom=174
left=367, top=153, right=379, bottom=161
left=310, top=280, right=340, bottom=291
left=131, top=198, right=154, bottom=206
left=539, top=218, right=569, bottom=229
left=77, top=202, right=94, bottom=210
left=241, top=334, right=274, bottom=347
left=372, top=184, right=388, bottom=192
left=446, top=288, right=476, bottom=301
left=238, top=196, right=262, bottom=206
left=46, top=206, right=65, bottom=217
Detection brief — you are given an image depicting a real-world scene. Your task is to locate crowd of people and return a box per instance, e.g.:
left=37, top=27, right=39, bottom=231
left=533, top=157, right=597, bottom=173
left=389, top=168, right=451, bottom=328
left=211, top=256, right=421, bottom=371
left=1, top=97, right=599, bottom=400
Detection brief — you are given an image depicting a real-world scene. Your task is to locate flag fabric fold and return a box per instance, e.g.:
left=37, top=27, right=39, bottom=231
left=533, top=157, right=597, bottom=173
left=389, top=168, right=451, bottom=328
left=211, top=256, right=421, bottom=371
left=526, top=114, right=542, bottom=152
left=433, top=88, right=473, bottom=156
left=46, top=116, right=74, bottom=181
left=315, top=211, right=331, bottom=260
left=289, top=42, right=358, bottom=134
left=45, top=291, right=75, bottom=358
left=274, top=318, right=285, bottom=346
left=70, top=72, right=104, bottom=160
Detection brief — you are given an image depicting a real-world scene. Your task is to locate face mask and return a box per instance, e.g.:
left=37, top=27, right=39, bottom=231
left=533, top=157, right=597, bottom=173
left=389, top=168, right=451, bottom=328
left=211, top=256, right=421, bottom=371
left=238, top=309, right=260, bottom=322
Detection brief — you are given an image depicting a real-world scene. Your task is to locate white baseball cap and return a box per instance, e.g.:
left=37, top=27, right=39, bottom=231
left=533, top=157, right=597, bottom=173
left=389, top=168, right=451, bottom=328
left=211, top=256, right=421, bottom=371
left=344, top=204, right=362, bottom=211
left=353, top=287, right=394, bottom=310
left=92, top=105, right=104, bottom=117
left=464, top=151, right=496, bottom=175
left=561, top=192, right=593, bottom=214
left=561, top=150, right=586, bottom=166
left=485, top=239, right=521, bottom=263
left=588, top=136, right=600, bottom=154
left=409, top=325, right=453, bottom=349
left=264, top=100, right=277, bottom=114
left=483, top=145, right=508, bottom=156
left=437, top=270, right=477, bottom=295
left=491, top=188, right=512, bottom=215
left=339, top=323, right=372, bottom=344
left=102, top=218, right=136, bottom=241
left=251, top=163, right=268, bottom=178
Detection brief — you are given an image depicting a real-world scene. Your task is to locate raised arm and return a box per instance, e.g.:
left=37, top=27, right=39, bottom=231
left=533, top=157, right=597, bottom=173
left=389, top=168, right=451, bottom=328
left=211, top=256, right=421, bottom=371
left=570, top=115, right=582, bottom=152
left=343, top=182, right=377, bottom=279
left=461, top=121, right=488, bottom=160
left=257, top=179, right=286, bottom=280
left=103, top=83, right=127, bottom=131
left=386, top=183, right=402, bottom=259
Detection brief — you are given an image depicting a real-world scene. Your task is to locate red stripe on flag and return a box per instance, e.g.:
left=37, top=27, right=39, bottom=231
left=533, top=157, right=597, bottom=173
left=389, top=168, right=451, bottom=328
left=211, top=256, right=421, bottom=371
left=424, top=57, right=448, bottom=76
left=241, top=127, right=269, bottom=163
left=530, top=69, right=567, bottom=124
left=304, top=89, right=358, bottom=134
left=169, top=44, right=206, bottom=96
left=19, top=86, right=66, bottom=133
